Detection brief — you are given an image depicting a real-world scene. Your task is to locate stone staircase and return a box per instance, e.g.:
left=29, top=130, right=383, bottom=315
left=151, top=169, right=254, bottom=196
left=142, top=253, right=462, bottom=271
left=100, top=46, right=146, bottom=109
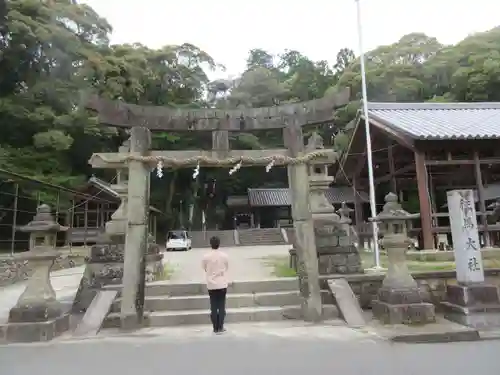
left=238, top=228, right=286, bottom=246
left=190, top=230, right=236, bottom=248
left=104, top=278, right=323, bottom=327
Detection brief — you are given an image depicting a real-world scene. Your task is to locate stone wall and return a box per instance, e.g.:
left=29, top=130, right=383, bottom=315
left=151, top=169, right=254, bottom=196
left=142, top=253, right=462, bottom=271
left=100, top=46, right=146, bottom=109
left=320, top=269, right=500, bottom=309
left=406, top=248, right=500, bottom=262
left=0, top=248, right=88, bottom=287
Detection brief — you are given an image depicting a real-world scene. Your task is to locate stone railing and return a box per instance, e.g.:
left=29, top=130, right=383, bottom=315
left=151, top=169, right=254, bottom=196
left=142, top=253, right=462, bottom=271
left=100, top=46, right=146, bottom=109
left=319, top=269, right=500, bottom=309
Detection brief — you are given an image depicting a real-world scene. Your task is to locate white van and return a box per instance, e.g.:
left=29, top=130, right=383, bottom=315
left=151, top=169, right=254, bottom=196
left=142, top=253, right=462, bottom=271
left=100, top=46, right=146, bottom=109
left=166, top=230, right=191, bottom=251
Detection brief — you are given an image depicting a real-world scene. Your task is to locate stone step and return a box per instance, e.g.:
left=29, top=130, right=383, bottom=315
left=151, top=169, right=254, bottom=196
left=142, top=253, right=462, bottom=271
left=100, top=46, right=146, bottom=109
left=104, top=305, right=339, bottom=327
left=238, top=229, right=285, bottom=246
left=111, top=291, right=300, bottom=313
left=104, top=306, right=289, bottom=327
left=105, top=278, right=298, bottom=297
left=105, top=306, right=338, bottom=328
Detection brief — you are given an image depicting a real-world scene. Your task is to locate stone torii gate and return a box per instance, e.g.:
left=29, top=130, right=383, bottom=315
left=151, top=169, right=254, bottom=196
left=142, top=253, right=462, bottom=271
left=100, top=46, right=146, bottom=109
left=86, top=89, right=350, bottom=328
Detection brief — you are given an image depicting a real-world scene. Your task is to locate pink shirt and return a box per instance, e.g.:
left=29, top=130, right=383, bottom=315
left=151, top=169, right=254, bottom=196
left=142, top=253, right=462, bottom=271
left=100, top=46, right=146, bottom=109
left=202, top=250, right=229, bottom=290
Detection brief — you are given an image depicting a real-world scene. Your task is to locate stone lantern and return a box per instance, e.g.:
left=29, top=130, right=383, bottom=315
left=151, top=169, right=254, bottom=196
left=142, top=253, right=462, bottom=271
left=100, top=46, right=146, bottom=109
left=4, top=204, right=70, bottom=342
left=370, top=193, right=436, bottom=325
left=337, top=202, right=356, bottom=242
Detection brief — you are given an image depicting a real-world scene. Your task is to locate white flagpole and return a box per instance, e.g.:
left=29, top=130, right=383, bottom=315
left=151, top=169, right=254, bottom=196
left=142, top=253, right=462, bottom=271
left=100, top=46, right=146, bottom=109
left=354, top=0, right=381, bottom=269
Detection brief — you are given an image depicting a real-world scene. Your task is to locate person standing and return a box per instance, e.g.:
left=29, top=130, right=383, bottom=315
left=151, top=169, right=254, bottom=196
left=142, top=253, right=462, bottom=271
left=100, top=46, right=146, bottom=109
left=202, top=236, right=229, bottom=334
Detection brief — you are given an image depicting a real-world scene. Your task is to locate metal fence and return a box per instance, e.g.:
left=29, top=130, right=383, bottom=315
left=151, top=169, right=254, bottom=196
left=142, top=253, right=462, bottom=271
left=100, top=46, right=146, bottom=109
left=0, top=169, right=116, bottom=255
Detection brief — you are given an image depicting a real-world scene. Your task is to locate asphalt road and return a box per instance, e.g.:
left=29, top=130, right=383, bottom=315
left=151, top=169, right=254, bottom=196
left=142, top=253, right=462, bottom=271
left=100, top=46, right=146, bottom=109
left=1, top=333, right=499, bottom=375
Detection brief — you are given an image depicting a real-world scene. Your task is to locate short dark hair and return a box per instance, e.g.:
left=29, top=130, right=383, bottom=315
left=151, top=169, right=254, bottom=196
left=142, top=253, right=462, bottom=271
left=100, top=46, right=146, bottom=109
left=210, top=236, right=220, bottom=249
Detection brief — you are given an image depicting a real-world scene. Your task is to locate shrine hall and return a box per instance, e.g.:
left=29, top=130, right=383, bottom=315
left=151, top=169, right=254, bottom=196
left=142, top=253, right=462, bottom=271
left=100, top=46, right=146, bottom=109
left=336, top=101, right=500, bottom=250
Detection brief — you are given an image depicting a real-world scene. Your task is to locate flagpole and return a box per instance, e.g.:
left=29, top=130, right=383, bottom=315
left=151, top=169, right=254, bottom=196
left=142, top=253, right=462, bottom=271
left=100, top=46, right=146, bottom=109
left=354, top=0, right=381, bottom=269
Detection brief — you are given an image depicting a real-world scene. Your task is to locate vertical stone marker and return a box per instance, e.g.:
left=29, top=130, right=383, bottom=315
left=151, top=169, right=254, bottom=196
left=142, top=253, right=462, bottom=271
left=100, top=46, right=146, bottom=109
left=447, top=189, right=484, bottom=283
left=443, top=189, right=500, bottom=328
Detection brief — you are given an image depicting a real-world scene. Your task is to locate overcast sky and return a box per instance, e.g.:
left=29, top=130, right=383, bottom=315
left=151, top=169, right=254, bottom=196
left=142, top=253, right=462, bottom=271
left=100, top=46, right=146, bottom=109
left=81, top=0, right=500, bottom=80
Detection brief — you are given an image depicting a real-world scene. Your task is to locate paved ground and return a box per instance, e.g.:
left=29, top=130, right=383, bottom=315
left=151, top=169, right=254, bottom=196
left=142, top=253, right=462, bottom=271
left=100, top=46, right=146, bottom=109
left=1, top=322, right=499, bottom=375
left=164, top=244, right=291, bottom=283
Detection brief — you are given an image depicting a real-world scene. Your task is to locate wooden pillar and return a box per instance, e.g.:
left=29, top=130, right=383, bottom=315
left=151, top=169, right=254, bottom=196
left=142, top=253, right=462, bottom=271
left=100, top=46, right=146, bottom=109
left=55, top=190, right=60, bottom=223
left=352, top=176, right=365, bottom=249
left=68, top=199, right=75, bottom=251
left=387, top=142, right=397, bottom=193
left=83, top=201, right=89, bottom=246
left=429, top=176, right=438, bottom=227
left=101, top=203, right=106, bottom=228
left=414, top=151, right=434, bottom=250
left=96, top=202, right=101, bottom=228
left=10, top=183, right=19, bottom=256
left=352, top=176, right=363, bottom=227
left=474, top=151, right=490, bottom=247
left=153, top=214, right=157, bottom=240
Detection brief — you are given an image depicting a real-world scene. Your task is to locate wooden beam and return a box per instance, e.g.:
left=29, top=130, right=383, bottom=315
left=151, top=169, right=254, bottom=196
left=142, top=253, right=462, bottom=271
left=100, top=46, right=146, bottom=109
left=352, top=176, right=363, bottom=237
left=89, top=149, right=338, bottom=169
left=414, top=151, right=434, bottom=249
left=374, top=164, right=415, bottom=184
left=363, top=116, right=415, bottom=151
left=425, top=158, right=500, bottom=166
left=474, top=151, right=490, bottom=246
left=387, top=142, right=397, bottom=193
left=84, top=89, right=350, bottom=131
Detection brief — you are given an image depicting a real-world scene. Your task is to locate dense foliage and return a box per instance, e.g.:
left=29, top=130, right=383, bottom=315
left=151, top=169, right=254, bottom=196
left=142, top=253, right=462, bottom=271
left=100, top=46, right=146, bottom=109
left=1, top=0, right=500, bottom=231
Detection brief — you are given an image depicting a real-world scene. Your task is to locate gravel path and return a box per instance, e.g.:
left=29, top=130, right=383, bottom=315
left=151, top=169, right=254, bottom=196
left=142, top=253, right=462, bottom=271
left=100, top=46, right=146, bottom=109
left=163, top=245, right=291, bottom=283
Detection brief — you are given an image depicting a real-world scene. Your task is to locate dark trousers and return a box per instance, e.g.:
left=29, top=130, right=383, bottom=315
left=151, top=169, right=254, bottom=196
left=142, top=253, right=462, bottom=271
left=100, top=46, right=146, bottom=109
left=208, top=288, right=227, bottom=332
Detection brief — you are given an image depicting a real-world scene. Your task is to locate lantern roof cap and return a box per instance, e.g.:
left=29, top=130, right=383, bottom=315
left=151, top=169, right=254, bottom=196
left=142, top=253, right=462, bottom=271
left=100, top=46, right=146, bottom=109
left=17, top=204, right=68, bottom=233
left=369, top=192, right=419, bottom=222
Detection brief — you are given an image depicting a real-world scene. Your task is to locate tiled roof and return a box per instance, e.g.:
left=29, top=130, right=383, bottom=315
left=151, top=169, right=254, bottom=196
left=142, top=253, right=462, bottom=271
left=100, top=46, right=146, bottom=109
left=248, top=187, right=368, bottom=207
left=367, top=102, right=500, bottom=140
left=88, top=177, right=161, bottom=213
left=89, top=176, right=120, bottom=199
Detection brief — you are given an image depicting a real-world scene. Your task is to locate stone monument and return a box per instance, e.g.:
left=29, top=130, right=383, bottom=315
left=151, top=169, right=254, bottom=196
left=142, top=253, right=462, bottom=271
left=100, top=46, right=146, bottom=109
left=305, top=132, right=362, bottom=275
left=0, top=205, right=70, bottom=342
left=72, top=139, right=163, bottom=313
left=442, top=189, right=500, bottom=328
left=371, top=193, right=436, bottom=325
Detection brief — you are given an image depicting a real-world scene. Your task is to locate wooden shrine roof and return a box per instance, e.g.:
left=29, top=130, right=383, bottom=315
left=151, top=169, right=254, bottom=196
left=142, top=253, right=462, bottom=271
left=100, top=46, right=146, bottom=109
left=366, top=102, right=500, bottom=141
left=247, top=186, right=368, bottom=207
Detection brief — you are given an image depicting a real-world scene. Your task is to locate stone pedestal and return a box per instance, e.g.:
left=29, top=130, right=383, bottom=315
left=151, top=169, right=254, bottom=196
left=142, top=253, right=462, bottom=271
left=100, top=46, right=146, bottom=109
left=0, top=205, right=70, bottom=343
left=442, top=284, right=500, bottom=328
left=442, top=189, right=500, bottom=328
left=371, top=193, right=436, bottom=325
left=305, top=143, right=362, bottom=275
left=73, top=233, right=163, bottom=312
left=314, top=222, right=363, bottom=274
